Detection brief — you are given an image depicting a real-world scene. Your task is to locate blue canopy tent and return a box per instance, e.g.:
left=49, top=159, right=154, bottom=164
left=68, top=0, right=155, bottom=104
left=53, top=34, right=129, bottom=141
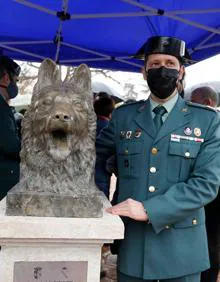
left=0, top=0, right=220, bottom=72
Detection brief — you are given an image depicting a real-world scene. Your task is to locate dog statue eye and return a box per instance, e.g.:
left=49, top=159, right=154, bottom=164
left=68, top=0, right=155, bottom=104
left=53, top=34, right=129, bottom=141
left=73, top=102, right=83, bottom=109
left=42, top=98, right=52, bottom=106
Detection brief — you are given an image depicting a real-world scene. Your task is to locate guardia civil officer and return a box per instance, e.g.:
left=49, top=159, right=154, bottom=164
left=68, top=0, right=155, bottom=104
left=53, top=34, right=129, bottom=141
left=95, top=36, right=220, bottom=282
left=0, top=56, right=21, bottom=200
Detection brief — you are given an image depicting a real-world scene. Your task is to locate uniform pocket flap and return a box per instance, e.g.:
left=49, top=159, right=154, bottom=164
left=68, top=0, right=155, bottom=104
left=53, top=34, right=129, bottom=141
left=118, top=141, right=143, bottom=155
left=169, top=141, right=201, bottom=159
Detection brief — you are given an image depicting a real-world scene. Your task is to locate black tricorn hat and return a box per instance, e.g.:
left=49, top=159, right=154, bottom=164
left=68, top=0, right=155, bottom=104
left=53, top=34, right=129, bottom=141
left=0, top=56, right=21, bottom=76
left=135, top=36, right=191, bottom=63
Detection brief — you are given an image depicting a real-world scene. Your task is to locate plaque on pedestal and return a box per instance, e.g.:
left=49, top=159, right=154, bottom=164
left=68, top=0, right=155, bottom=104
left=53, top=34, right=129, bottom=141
left=14, top=261, right=88, bottom=282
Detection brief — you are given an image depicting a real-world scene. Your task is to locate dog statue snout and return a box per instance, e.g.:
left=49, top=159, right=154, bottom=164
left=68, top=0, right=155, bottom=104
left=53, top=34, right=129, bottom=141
left=53, top=112, right=72, bottom=122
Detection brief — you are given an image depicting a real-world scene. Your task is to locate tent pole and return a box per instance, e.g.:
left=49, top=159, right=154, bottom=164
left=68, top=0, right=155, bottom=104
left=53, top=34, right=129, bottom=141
left=0, top=44, right=45, bottom=59
left=192, top=42, right=220, bottom=51
left=54, top=0, right=69, bottom=63
left=61, top=42, right=110, bottom=59
left=168, top=9, right=220, bottom=15
left=61, top=42, right=142, bottom=68
left=190, top=27, right=220, bottom=54
left=0, top=41, right=53, bottom=45
left=121, top=0, right=220, bottom=35
left=70, top=11, right=155, bottom=19
left=61, top=57, right=142, bottom=68
left=115, top=58, right=143, bottom=68
left=61, top=56, right=136, bottom=63
left=195, top=33, right=217, bottom=47
left=61, top=58, right=112, bottom=63
left=54, top=21, right=63, bottom=63
left=164, top=14, right=220, bottom=35
left=14, top=0, right=56, bottom=16
left=69, top=9, right=220, bottom=20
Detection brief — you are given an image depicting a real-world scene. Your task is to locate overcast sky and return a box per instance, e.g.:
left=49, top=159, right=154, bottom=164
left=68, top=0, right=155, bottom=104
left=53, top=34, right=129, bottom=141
left=185, top=54, right=220, bottom=90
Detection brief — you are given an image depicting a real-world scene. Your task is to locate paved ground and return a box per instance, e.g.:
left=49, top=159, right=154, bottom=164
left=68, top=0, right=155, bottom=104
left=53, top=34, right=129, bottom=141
left=101, top=254, right=117, bottom=282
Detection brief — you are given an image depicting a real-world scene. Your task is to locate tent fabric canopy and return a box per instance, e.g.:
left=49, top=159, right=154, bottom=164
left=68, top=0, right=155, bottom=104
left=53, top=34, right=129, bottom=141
left=1, top=0, right=220, bottom=72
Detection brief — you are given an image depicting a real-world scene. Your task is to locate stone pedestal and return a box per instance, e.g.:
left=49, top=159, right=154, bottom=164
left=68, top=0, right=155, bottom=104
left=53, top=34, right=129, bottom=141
left=0, top=197, right=124, bottom=282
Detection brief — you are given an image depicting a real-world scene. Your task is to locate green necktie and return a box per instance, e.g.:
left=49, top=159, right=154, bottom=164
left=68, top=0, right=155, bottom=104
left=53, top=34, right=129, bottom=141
left=153, top=105, right=167, bottom=131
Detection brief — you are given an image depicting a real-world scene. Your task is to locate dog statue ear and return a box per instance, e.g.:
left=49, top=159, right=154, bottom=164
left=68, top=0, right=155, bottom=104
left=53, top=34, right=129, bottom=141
left=69, top=64, right=91, bottom=92
left=33, top=58, right=61, bottom=93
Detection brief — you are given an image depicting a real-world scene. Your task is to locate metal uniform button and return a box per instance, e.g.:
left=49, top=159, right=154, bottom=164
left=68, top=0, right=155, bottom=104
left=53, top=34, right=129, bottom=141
left=10, top=170, right=14, bottom=174
left=165, top=225, right=170, bottom=229
left=192, top=219, right=197, bottom=225
left=185, top=151, right=190, bottom=158
left=124, top=149, right=129, bottom=155
left=149, top=186, right=156, bottom=193
left=151, top=147, right=158, bottom=155
left=150, top=167, right=156, bottom=173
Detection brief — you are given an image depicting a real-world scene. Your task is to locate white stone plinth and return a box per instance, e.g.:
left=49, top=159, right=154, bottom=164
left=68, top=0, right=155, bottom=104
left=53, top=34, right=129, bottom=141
left=0, top=197, right=124, bottom=282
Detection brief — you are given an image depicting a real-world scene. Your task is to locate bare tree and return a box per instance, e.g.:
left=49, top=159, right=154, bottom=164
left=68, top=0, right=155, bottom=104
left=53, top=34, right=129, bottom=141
left=63, top=66, right=75, bottom=83
left=18, top=62, right=39, bottom=95
left=123, top=83, right=139, bottom=100
left=16, top=61, right=149, bottom=100
left=123, top=81, right=150, bottom=101
left=17, top=62, right=123, bottom=94
left=92, top=68, right=121, bottom=85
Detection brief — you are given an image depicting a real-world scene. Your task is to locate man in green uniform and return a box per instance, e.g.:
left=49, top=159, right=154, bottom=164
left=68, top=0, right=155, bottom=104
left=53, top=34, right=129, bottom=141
left=95, top=36, right=220, bottom=282
left=0, top=56, right=21, bottom=200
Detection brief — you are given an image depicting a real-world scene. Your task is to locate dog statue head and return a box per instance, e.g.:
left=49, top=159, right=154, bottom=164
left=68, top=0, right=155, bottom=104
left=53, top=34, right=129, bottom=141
left=20, top=59, right=97, bottom=194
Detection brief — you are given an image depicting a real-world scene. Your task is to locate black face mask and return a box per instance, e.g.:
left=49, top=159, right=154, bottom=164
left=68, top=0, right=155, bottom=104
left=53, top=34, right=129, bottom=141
left=0, top=73, right=18, bottom=99
left=0, top=82, right=18, bottom=99
left=147, top=67, right=180, bottom=99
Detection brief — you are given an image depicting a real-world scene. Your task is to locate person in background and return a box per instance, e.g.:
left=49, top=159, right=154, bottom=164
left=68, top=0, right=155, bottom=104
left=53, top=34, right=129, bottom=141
left=94, top=93, right=115, bottom=199
left=191, top=86, right=218, bottom=107
left=94, top=93, right=115, bottom=137
left=94, top=91, right=109, bottom=100
left=125, top=98, right=137, bottom=104
left=0, top=56, right=21, bottom=200
left=19, top=108, right=27, bottom=116
left=96, top=36, right=220, bottom=282
left=10, top=106, right=23, bottom=139
left=93, top=93, right=116, bottom=279
left=190, top=86, right=220, bottom=282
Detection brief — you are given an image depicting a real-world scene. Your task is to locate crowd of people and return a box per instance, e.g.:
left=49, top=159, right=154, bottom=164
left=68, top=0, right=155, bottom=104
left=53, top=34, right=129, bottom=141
left=1, top=35, right=220, bottom=282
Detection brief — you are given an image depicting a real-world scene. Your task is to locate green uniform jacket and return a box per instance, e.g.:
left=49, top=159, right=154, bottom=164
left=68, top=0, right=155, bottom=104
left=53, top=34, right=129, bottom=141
left=96, top=96, right=220, bottom=280
left=0, top=94, right=20, bottom=200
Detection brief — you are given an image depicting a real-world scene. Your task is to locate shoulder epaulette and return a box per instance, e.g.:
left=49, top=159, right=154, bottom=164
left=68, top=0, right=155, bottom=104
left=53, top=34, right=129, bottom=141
left=116, top=99, right=145, bottom=109
left=186, top=101, right=217, bottom=112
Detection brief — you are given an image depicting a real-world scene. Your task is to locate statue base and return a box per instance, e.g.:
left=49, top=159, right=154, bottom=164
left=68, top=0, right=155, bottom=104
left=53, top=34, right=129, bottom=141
left=0, top=197, right=124, bottom=282
left=6, top=186, right=103, bottom=218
